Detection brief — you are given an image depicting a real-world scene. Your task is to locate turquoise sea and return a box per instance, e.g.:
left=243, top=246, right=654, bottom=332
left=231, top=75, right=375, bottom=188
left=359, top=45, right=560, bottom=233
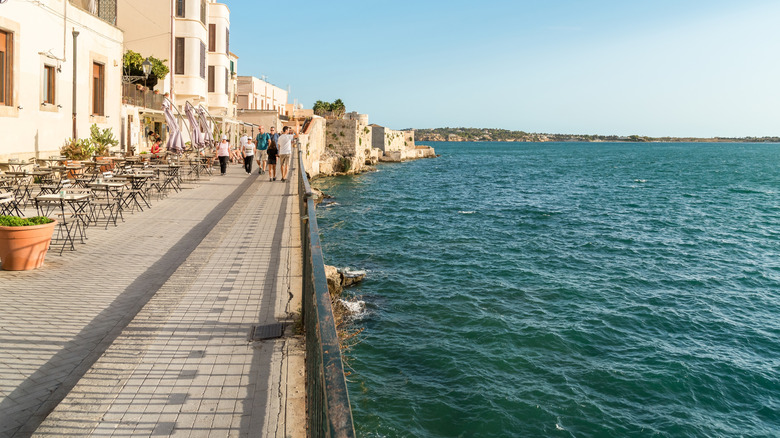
left=313, top=142, right=780, bottom=438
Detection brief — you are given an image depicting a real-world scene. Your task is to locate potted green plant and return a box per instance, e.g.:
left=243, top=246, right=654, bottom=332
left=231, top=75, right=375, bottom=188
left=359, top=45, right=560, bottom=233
left=60, top=138, right=94, bottom=161
left=0, top=216, right=57, bottom=270
left=90, top=124, right=119, bottom=157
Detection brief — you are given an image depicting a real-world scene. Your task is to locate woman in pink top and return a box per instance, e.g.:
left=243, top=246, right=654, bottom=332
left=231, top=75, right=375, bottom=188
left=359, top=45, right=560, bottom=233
left=217, top=135, right=230, bottom=175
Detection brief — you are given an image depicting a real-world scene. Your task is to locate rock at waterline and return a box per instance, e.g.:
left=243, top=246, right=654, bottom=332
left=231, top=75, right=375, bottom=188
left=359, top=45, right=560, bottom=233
left=325, top=264, right=343, bottom=297
left=340, top=268, right=366, bottom=288
left=324, top=265, right=366, bottom=296
left=311, top=188, right=332, bottom=205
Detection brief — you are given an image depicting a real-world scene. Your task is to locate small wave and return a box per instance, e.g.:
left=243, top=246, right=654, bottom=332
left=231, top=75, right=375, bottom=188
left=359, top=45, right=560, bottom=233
left=339, top=298, right=368, bottom=320
left=322, top=202, right=340, bottom=208
left=634, top=179, right=647, bottom=183
left=458, top=211, right=476, bottom=214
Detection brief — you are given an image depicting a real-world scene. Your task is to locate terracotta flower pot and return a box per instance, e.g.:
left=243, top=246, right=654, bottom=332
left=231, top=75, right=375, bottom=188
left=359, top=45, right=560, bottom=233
left=0, top=220, right=57, bottom=270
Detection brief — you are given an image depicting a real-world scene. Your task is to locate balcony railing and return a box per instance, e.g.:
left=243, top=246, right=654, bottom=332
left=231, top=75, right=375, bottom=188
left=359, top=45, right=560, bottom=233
left=70, top=0, right=117, bottom=25
left=122, top=83, right=164, bottom=111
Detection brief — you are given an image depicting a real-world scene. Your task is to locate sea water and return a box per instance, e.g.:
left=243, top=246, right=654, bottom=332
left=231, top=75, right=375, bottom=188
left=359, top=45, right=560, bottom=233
left=314, top=142, right=780, bottom=438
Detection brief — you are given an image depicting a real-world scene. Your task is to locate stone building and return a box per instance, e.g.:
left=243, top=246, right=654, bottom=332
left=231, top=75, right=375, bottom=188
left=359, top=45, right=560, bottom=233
left=236, top=76, right=288, bottom=116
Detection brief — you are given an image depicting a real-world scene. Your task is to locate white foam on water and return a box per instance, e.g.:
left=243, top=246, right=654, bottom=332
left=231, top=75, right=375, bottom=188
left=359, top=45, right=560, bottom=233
left=340, top=267, right=367, bottom=277
left=458, top=211, right=476, bottom=214
left=339, top=298, right=367, bottom=320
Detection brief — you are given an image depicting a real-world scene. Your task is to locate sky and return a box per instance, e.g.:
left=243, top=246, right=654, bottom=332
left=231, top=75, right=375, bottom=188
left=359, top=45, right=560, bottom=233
left=229, top=0, right=780, bottom=138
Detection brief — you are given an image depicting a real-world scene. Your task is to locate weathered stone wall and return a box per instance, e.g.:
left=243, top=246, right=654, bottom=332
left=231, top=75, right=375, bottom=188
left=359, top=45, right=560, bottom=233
left=323, top=119, right=375, bottom=173
left=299, top=116, right=326, bottom=178
left=371, top=126, right=407, bottom=153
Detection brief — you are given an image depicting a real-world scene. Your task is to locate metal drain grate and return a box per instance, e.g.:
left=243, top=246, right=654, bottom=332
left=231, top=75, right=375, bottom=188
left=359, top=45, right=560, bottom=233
left=249, top=323, right=285, bottom=341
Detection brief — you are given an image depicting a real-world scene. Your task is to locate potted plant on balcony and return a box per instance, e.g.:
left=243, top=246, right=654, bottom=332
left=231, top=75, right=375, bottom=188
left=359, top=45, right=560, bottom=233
left=0, top=216, right=57, bottom=270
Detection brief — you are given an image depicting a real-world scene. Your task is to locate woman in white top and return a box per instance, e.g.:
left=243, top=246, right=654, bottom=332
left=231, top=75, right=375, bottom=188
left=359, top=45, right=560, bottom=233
left=216, top=135, right=230, bottom=175
left=242, top=139, right=255, bottom=174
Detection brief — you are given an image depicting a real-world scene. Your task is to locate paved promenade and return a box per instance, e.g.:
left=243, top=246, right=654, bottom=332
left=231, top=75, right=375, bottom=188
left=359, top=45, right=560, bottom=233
left=0, top=161, right=305, bottom=437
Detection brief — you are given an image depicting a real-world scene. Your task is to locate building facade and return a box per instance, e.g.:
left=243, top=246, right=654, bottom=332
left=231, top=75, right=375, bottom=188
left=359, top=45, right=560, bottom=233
left=0, top=0, right=123, bottom=160
left=236, top=76, right=288, bottom=117
left=117, top=0, right=238, bottom=150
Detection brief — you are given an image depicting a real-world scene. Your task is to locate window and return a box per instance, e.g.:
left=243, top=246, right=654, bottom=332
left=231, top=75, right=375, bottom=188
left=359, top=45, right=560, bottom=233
left=208, top=66, right=215, bottom=92
left=43, top=65, right=55, bottom=104
left=208, top=24, right=216, bottom=52
left=0, top=30, right=12, bottom=106
left=230, top=60, right=234, bottom=75
left=225, top=29, right=229, bottom=55
left=176, top=0, right=185, bottom=17
left=224, top=66, right=228, bottom=95
left=175, top=37, right=184, bottom=75
left=199, top=41, right=206, bottom=79
left=200, top=0, right=206, bottom=24
left=92, top=62, right=104, bottom=116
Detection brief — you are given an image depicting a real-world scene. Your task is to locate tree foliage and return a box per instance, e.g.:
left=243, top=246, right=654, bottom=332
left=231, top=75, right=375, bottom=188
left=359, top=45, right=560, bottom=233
left=123, top=50, right=169, bottom=89
left=313, top=98, right=346, bottom=118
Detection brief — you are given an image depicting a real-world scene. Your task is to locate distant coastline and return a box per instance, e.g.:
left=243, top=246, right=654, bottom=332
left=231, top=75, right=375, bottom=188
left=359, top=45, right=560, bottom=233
left=414, top=127, right=780, bottom=143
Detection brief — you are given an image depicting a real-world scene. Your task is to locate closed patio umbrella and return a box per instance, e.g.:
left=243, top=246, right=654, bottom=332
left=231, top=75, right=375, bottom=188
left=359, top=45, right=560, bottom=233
left=185, top=102, right=204, bottom=150
left=197, top=106, right=215, bottom=148
left=163, top=101, right=185, bottom=153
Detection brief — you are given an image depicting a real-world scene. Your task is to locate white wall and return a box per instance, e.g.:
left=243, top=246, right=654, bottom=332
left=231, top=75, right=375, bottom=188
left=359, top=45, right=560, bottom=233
left=0, top=0, right=123, bottom=160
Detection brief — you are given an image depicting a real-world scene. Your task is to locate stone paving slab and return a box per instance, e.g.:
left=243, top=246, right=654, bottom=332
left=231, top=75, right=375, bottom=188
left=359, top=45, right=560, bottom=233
left=0, top=161, right=304, bottom=437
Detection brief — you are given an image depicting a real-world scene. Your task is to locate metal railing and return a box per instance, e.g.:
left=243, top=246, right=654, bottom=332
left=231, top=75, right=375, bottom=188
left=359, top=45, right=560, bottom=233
left=298, top=150, right=356, bottom=437
left=122, top=83, right=164, bottom=110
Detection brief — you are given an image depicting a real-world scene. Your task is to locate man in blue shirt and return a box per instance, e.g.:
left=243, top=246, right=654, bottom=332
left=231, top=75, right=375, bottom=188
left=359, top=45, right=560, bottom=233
left=255, top=126, right=270, bottom=174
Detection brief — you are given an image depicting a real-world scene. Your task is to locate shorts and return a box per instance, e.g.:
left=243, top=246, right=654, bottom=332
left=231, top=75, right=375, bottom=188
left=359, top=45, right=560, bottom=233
left=279, top=154, right=290, bottom=167
left=257, top=149, right=268, bottom=161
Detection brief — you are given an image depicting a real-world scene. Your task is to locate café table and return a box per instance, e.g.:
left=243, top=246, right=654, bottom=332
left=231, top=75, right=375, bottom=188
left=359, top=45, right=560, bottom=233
left=0, top=161, right=34, bottom=172
left=39, top=158, right=67, bottom=167
left=119, top=173, right=153, bottom=212
left=35, top=192, right=91, bottom=253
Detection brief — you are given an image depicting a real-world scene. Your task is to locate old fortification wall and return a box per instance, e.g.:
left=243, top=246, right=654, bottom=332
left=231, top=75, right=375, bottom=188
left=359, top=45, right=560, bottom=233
left=299, top=115, right=435, bottom=178
left=371, top=126, right=407, bottom=153
left=320, top=119, right=379, bottom=174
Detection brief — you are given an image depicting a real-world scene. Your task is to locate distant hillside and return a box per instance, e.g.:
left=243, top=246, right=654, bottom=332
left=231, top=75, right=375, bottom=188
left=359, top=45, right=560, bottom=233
left=413, top=127, right=779, bottom=143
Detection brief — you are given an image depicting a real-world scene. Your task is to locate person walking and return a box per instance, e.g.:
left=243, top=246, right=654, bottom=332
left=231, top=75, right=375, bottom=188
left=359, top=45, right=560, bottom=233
left=268, top=127, right=279, bottom=153
left=242, top=136, right=255, bottom=174
left=276, top=126, right=296, bottom=182
left=255, top=126, right=270, bottom=174
left=217, top=135, right=230, bottom=175
left=266, top=137, right=278, bottom=181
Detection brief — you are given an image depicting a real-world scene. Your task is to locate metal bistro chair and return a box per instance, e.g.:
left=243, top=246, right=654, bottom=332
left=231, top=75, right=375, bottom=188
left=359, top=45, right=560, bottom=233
left=0, top=191, right=23, bottom=216
left=63, top=187, right=94, bottom=243
left=92, top=172, right=125, bottom=228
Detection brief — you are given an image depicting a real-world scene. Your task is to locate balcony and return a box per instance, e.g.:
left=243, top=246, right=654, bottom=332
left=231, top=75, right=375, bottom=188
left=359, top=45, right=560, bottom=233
left=70, top=0, right=117, bottom=25
left=122, top=83, right=164, bottom=111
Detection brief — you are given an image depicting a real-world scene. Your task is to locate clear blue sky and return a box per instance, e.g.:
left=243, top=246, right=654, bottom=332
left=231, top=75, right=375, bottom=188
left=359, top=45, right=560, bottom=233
left=229, top=0, right=780, bottom=138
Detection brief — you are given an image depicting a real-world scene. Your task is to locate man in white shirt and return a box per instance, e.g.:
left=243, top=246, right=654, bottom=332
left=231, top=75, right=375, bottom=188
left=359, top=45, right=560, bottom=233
left=276, top=126, right=296, bottom=182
